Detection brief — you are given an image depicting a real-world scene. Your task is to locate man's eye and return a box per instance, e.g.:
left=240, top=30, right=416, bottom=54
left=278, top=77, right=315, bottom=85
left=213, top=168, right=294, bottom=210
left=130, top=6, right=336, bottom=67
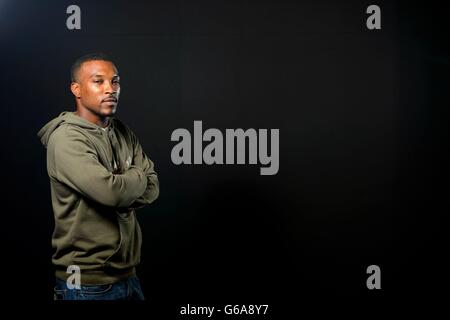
left=94, top=80, right=102, bottom=83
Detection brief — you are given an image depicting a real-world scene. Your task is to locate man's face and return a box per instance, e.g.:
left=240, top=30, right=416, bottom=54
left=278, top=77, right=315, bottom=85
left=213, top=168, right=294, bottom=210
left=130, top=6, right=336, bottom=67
left=71, top=60, right=120, bottom=118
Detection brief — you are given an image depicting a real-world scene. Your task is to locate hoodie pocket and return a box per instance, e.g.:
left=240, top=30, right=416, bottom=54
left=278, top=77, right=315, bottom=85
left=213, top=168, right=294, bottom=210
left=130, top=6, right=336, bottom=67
left=101, top=226, right=123, bottom=268
left=102, top=210, right=142, bottom=270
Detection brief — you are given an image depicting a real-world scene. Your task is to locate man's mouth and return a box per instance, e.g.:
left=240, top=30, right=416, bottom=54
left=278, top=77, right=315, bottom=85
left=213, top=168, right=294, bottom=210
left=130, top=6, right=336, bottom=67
left=103, top=97, right=117, bottom=103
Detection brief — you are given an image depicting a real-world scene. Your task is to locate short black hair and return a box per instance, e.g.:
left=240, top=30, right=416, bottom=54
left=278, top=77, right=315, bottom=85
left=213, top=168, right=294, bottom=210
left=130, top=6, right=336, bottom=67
left=70, top=53, right=116, bottom=82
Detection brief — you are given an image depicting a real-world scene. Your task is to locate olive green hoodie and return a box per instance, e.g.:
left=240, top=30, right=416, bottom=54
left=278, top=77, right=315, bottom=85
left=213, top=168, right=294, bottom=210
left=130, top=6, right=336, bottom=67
left=38, top=111, right=159, bottom=285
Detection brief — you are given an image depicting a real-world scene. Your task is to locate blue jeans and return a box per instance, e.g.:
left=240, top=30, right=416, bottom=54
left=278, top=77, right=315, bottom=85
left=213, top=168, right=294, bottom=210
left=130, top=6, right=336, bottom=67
left=54, top=275, right=145, bottom=300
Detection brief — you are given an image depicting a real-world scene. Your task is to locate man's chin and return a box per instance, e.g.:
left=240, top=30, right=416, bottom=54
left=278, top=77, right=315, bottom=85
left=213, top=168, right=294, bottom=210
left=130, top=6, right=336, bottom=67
left=101, top=107, right=117, bottom=117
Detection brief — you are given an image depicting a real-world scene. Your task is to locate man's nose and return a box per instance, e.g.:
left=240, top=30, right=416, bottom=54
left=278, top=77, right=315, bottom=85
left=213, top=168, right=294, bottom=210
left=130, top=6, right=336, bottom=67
left=104, top=81, right=116, bottom=94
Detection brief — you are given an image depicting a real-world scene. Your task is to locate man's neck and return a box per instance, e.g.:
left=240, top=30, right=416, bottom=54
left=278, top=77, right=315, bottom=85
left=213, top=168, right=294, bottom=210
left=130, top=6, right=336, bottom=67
left=75, top=109, right=110, bottom=128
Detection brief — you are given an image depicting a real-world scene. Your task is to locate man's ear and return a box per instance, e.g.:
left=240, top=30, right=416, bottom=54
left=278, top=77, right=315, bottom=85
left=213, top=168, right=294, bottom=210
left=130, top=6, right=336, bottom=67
left=71, top=82, right=81, bottom=98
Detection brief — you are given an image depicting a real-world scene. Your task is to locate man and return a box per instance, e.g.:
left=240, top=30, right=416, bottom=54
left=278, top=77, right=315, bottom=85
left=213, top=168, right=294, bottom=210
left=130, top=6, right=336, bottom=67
left=37, top=53, right=159, bottom=300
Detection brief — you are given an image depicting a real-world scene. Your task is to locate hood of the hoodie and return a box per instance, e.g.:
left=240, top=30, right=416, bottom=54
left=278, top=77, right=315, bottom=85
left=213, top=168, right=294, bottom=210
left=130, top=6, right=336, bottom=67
left=37, top=111, right=114, bottom=147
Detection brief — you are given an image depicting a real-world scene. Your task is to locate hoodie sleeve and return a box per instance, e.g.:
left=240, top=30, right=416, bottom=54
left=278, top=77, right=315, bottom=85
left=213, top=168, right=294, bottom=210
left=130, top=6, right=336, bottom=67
left=48, top=126, right=148, bottom=208
left=126, top=131, right=160, bottom=210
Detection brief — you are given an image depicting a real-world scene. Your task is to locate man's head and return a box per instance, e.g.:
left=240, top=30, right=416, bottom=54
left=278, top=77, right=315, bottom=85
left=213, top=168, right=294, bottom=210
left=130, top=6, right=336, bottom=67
left=70, top=53, right=120, bottom=121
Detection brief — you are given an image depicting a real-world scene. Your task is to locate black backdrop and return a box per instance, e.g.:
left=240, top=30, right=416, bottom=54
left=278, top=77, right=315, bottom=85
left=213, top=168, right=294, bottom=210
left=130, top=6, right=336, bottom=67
left=0, top=0, right=448, bottom=315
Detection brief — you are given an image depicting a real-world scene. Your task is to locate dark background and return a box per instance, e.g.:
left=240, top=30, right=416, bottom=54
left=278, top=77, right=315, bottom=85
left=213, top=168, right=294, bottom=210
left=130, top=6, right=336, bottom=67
left=0, top=0, right=448, bottom=314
